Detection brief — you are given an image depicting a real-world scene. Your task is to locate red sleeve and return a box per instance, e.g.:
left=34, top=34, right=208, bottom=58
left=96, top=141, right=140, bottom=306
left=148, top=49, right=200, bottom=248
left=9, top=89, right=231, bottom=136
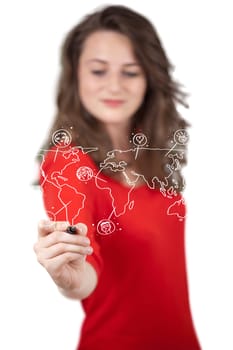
left=39, top=145, right=103, bottom=277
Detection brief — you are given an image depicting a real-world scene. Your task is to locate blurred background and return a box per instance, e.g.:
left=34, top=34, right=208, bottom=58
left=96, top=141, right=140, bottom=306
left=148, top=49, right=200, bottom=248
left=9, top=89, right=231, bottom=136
left=0, top=1, right=232, bottom=349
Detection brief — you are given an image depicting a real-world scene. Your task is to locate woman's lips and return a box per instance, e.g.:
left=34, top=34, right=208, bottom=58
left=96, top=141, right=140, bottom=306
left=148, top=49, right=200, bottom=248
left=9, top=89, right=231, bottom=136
left=102, top=99, right=125, bottom=107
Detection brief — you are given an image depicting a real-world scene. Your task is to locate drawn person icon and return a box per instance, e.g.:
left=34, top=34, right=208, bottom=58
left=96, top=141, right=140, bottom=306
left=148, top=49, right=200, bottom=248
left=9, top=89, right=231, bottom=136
left=52, top=129, right=72, bottom=148
left=97, top=219, right=116, bottom=235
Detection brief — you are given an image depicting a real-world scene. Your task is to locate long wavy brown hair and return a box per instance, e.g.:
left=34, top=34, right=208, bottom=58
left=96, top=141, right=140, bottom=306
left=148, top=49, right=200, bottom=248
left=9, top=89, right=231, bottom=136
left=38, top=4, right=190, bottom=192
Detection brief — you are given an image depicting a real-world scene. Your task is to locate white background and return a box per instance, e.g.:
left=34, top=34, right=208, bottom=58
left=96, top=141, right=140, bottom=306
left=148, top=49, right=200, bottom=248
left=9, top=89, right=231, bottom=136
left=0, top=1, right=232, bottom=349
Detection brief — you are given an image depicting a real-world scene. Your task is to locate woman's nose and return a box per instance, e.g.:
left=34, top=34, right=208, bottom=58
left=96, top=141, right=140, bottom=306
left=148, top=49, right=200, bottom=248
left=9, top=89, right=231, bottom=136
left=106, top=73, right=122, bottom=93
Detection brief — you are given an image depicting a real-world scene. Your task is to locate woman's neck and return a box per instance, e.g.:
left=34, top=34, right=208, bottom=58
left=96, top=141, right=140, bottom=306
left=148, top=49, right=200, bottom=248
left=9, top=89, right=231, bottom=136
left=105, top=122, right=131, bottom=150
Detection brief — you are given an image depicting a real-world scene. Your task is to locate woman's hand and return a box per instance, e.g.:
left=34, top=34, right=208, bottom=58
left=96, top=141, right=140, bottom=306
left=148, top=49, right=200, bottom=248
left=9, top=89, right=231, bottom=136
left=34, top=220, right=93, bottom=291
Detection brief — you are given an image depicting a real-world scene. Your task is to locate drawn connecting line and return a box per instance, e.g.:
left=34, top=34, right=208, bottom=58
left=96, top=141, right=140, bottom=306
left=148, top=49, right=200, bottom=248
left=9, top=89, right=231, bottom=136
left=132, top=132, right=148, bottom=159
left=165, top=129, right=189, bottom=157
left=157, top=129, right=189, bottom=199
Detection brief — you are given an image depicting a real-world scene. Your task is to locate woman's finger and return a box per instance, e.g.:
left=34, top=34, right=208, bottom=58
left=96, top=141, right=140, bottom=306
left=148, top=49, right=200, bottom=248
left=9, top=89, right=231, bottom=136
left=38, top=242, right=93, bottom=260
left=38, top=220, right=69, bottom=237
left=36, top=231, right=91, bottom=250
left=42, top=252, right=86, bottom=279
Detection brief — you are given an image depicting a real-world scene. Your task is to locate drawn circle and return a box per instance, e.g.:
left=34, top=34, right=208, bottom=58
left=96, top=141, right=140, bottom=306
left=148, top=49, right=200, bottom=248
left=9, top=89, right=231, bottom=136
left=132, top=133, right=147, bottom=147
left=97, top=219, right=116, bottom=235
left=76, top=166, right=93, bottom=181
left=52, top=129, right=72, bottom=148
left=173, top=129, right=189, bottom=145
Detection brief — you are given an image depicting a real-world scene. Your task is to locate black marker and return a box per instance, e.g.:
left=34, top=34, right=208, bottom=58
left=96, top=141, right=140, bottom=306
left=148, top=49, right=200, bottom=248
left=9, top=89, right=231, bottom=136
left=66, top=225, right=77, bottom=234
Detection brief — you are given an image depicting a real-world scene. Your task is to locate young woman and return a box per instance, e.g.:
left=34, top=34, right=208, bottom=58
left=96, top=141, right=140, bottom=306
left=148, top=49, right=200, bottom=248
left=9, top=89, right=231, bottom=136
left=34, top=5, right=201, bottom=349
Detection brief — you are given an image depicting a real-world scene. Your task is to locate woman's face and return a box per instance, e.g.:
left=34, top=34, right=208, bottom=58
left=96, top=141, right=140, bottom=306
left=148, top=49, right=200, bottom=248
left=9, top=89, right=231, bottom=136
left=78, top=30, right=147, bottom=129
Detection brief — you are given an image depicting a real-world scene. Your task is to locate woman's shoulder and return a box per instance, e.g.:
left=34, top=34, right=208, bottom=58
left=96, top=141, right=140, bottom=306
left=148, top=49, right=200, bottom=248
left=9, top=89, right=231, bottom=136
left=38, top=144, right=99, bottom=185
left=41, top=144, right=97, bottom=167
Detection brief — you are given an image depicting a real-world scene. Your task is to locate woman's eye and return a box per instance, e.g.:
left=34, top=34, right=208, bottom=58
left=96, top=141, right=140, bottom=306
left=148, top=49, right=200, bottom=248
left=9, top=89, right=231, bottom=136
left=91, top=70, right=105, bottom=76
left=123, top=72, right=140, bottom=77
left=90, top=70, right=140, bottom=77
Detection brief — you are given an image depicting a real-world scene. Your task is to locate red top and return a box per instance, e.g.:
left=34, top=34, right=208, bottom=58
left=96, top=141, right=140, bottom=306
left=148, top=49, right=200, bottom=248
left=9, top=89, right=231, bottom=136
left=39, top=145, right=201, bottom=350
